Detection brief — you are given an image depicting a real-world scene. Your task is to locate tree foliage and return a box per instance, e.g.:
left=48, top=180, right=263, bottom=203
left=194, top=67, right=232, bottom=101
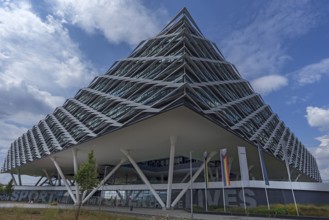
left=4, top=179, right=14, bottom=195
left=75, top=150, right=99, bottom=192
left=0, top=179, right=14, bottom=197
left=74, top=150, right=99, bottom=220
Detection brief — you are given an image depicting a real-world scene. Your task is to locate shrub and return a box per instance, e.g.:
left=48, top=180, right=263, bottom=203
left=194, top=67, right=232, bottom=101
left=248, top=206, right=270, bottom=215
left=272, top=204, right=287, bottom=215
left=298, top=204, right=329, bottom=217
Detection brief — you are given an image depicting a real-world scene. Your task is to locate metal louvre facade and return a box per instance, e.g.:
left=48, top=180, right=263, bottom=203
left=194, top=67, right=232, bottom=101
left=1, top=8, right=321, bottom=182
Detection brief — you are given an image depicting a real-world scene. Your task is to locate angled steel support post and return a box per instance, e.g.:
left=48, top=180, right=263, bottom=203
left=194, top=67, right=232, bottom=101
left=116, top=190, right=124, bottom=200
left=171, top=151, right=217, bottom=208
left=42, top=169, right=53, bottom=186
left=17, top=169, right=22, bottom=186
left=166, top=136, right=177, bottom=209
left=121, top=149, right=166, bottom=209
left=50, top=157, right=77, bottom=204
left=82, top=158, right=126, bottom=204
left=180, top=172, right=190, bottom=183
left=40, top=178, right=49, bottom=186
left=72, top=149, right=80, bottom=204
left=57, top=172, right=61, bottom=186
left=82, top=190, right=87, bottom=202
left=10, top=172, right=18, bottom=186
left=35, top=176, right=44, bottom=186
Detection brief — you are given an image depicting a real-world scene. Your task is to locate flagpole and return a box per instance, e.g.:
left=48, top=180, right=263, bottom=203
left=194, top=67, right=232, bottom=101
left=220, top=149, right=227, bottom=213
left=257, top=143, right=270, bottom=211
left=190, top=151, right=193, bottom=220
left=282, top=143, right=299, bottom=216
left=203, top=151, right=208, bottom=212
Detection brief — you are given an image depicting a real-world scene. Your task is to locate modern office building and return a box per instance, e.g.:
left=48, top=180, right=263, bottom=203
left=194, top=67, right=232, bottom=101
left=1, top=8, right=324, bottom=208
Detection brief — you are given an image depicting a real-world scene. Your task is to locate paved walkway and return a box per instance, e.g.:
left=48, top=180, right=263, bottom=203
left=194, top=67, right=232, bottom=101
left=0, top=202, right=289, bottom=220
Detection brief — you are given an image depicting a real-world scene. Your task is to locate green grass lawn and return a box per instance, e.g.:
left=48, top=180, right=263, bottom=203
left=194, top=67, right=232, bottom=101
left=195, top=204, right=329, bottom=217
left=1, top=204, right=329, bottom=219
left=0, top=208, right=147, bottom=220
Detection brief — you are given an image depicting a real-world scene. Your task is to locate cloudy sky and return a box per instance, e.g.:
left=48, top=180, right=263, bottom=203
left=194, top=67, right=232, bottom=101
left=1, top=0, right=329, bottom=183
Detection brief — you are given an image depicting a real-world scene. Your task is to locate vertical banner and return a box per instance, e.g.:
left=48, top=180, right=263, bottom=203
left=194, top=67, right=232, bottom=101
left=237, top=146, right=250, bottom=187
left=257, top=143, right=269, bottom=186
left=220, top=148, right=230, bottom=187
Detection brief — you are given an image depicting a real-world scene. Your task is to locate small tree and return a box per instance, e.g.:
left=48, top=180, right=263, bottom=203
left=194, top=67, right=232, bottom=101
left=74, top=150, right=99, bottom=220
left=0, top=179, right=14, bottom=200
left=5, top=179, right=14, bottom=196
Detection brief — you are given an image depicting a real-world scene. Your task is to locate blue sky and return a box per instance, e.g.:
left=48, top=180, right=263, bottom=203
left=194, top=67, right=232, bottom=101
left=1, top=0, right=329, bottom=183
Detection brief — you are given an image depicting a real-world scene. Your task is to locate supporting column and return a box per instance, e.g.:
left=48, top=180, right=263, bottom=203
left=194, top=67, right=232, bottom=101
left=10, top=172, right=18, bottom=186
left=209, top=167, right=215, bottom=181
left=57, top=172, right=61, bottom=186
left=72, top=149, right=80, bottom=204
left=42, top=169, right=53, bottom=186
left=216, top=166, right=219, bottom=181
left=17, top=169, right=22, bottom=186
left=116, top=190, right=124, bottom=200
left=121, top=149, right=166, bottom=209
left=82, top=158, right=126, bottom=204
left=59, top=175, right=62, bottom=186
left=171, top=151, right=217, bottom=208
left=166, top=136, right=177, bottom=209
left=50, top=157, right=77, bottom=204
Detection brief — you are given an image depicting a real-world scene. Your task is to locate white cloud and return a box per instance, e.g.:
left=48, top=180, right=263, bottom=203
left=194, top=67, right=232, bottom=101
left=306, top=106, right=329, bottom=130
left=305, top=107, right=329, bottom=181
left=4, top=112, right=45, bottom=128
left=250, top=75, right=288, bottom=95
left=27, top=85, right=65, bottom=110
left=0, top=1, right=93, bottom=93
left=0, top=0, right=95, bottom=113
left=220, top=1, right=320, bottom=78
left=296, top=58, right=329, bottom=85
left=314, top=135, right=329, bottom=181
left=52, top=0, right=165, bottom=46
left=315, top=135, right=329, bottom=157
left=0, top=1, right=95, bottom=176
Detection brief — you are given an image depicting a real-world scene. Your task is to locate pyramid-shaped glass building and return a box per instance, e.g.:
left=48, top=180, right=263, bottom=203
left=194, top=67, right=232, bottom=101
left=1, top=7, right=321, bottom=188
